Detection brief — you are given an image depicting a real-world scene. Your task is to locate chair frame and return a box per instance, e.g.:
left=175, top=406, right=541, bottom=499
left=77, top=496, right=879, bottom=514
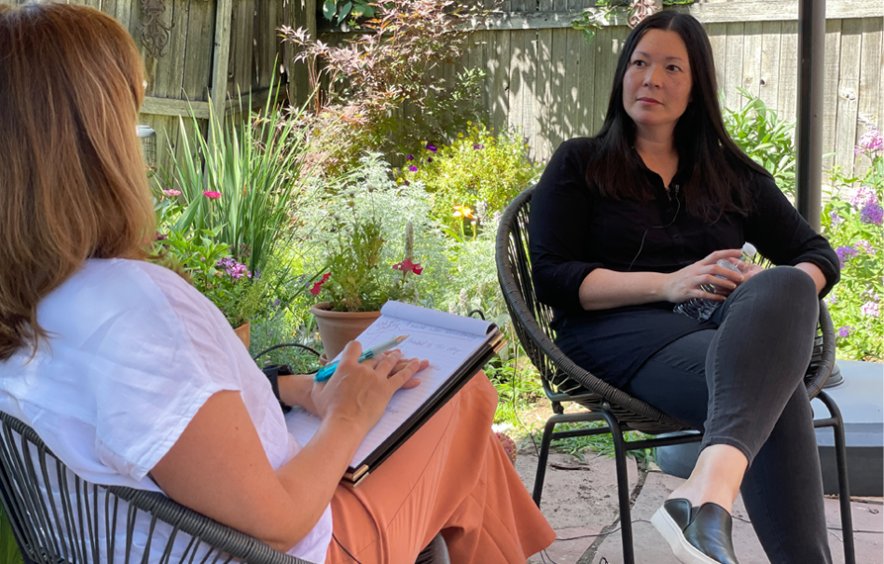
left=495, top=184, right=855, bottom=564
left=0, top=379, right=449, bottom=564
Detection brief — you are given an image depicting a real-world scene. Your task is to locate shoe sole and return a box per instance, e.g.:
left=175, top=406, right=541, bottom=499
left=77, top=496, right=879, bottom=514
left=651, top=506, right=722, bottom=564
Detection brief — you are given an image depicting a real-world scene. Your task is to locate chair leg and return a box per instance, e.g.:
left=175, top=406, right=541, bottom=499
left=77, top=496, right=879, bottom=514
left=601, top=412, right=635, bottom=564
left=533, top=418, right=557, bottom=506
left=816, top=392, right=856, bottom=564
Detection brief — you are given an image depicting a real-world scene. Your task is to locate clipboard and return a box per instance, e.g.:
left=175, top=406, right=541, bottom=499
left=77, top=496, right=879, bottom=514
left=343, top=330, right=506, bottom=484
left=285, top=302, right=507, bottom=487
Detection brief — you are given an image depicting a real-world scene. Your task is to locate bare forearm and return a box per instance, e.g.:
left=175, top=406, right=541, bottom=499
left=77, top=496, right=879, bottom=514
left=795, top=262, right=826, bottom=295
left=578, top=268, right=670, bottom=310
left=273, top=416, right=365, bottom=549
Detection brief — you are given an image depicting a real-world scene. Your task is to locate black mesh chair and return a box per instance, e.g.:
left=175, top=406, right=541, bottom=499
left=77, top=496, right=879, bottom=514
left=495, top=184, right=855, bottom=564
left=0, top=410, right=450, bottom=564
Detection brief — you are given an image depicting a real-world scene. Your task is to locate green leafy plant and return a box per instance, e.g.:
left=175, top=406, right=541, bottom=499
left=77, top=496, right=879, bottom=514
left=321, top=0, right=374, bottom=25
left=723, top=88, right=797, bottom=197
left=399, top=123, right=542, bottom=231
left=154, top=227, right=269, bottom=328
left=821, top=124, right=883, bottom=362
left=304, top=154, right=449, bottom=312
left=282, top=0, right=490, bottom=172
left=0, top=506, right=23, bottom=564
left=161, top=78, right=319, bottom=276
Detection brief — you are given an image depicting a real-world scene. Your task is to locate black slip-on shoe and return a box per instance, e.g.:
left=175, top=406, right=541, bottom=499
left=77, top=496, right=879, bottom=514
left=651, top=498, right=739, bottom=564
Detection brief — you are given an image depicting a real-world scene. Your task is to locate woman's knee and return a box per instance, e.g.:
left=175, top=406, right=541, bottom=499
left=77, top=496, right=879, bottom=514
left=738, top=266, right=819, bottom=315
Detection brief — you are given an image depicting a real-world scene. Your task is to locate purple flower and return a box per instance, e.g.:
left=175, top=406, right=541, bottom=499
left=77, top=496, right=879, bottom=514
left=216, top=257, right=251, bottom=279
left=426, top=143, right=437, bottom=153
left=836, top=326, right=855, bottom=338
left=407, top=154, right=414, bottom=161
left=427, top=157, right=433, bottom=163
left=861, top=301, right=880, bottom=318
left=856, top=239, right=877, bottom=256
left=849, top=186, right=878, bottom=208
left=860, top=202, right=883, bottom=225
left=830, top=210, right=844, bottom=225
left=408, top=165, right=418, bottom=172
left=836, top=246, right=858, bottom=262
left=473, top=143, right=485, bottom=150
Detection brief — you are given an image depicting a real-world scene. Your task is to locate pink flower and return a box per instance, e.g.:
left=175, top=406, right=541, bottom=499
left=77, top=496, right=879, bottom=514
left=861, top=301, right=880, bottom=318
left=393, top=259, right=423, bottom=275
left=310, top=273, right=331, bottom=296
left=162, top=189, right=181, bottom=197
left=849, top=186, right=878, bottom=208
left=203, top=191, right=222, bottom=200
left=858, top=127, right=883, bottom=153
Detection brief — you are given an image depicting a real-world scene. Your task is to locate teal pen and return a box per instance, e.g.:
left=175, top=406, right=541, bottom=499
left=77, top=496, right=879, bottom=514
left=313, top=335, right=409, bottom=382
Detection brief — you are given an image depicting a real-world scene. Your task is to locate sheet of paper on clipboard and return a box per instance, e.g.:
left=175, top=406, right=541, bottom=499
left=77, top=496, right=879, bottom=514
left=284, top=301, right=505, bottom=485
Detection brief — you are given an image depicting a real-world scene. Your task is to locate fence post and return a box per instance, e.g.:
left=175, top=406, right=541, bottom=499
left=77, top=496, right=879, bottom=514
left=210, top=0, right=235, bottom=138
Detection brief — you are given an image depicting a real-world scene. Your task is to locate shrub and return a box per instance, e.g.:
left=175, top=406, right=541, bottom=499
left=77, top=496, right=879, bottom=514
left=281, top=0, right=489, bottom=172
left=301, top=154, right=451, bottom=311
left=399, top=124, right=542, bottom=231
left=822, top=124, right=883, bottom=362
left=159, top=81, right=320, bottom=277
left=723, top=88, right=797, bottom=197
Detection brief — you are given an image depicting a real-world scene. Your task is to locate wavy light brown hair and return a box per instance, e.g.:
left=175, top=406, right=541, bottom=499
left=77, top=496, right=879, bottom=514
left=0, top=3, right=155, bottom=360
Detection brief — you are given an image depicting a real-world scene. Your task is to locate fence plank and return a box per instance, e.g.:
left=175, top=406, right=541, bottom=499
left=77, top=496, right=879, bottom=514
left=573, top=25, right=596, bottom=139
left=706, top=22, right=727, bottom=94
left=182, top=0, right=215, bottom=101
left=491, top=29, right=511, bottom=130
left=151, top=0, right=190, bottom=99
left=592, top=26, right=615, bottom=138
left=758, top=21, right=782, bottom=111
left=535, top=27, right=555, bottom=157
left=552, top=27, right=573, bottom=143
left=777, top=20, right=799, bottom=127
left=741, top=21, right=763, bottom=99
left=724, top=22, right=744, bottom=111
left=835, top=19, right=863, bottom=174
left=822, top=19, right=843, bottom=171
left=858, top=17, right=883, bottom=131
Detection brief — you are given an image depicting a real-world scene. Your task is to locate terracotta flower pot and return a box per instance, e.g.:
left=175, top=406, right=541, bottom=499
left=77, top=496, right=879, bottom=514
left=310, top=302, right=381, bottom=360
left=233, top=321, right=251, bottom=349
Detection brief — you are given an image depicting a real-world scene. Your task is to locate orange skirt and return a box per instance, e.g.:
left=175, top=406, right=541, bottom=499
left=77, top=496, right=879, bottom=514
left=326, top=373, right=555, bottom=564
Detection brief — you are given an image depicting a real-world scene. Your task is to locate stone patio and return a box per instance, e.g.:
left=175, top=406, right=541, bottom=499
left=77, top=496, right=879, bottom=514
left=516, top=447, right=884, bottom=564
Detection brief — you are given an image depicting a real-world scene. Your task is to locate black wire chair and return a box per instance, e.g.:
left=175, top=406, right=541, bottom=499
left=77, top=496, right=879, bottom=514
left=0, top=343, right=450, bottom=564
left=495, top=184, right=855, bottom=564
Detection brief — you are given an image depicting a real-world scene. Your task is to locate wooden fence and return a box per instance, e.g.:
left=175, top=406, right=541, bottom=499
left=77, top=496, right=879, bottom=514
left=4, top=1, right=882, bottom=181
left=449, top=0, right=883, bottom=178
left=0, top=0, right=316, bottom=180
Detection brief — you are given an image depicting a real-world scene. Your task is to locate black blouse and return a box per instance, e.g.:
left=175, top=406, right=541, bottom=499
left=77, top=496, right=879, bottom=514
left=529, top=138, right=840, bottom=387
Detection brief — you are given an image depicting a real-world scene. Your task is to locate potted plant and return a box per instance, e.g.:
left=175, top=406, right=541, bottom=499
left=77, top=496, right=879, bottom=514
left=309, top=218, right=423, bottom=359
left=155, top=227, right=268, bottom=348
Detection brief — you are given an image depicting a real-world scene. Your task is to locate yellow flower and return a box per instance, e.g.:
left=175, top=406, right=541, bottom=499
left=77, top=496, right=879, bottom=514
left=458, top=133, right=464, bottom=138
left=467, top=121, right=472, bottom=125
left=398, top=177, right=404, bottom=183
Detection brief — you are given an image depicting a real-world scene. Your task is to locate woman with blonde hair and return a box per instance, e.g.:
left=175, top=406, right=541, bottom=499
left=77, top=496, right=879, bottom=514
left=0, top=4, right=555, bottom=563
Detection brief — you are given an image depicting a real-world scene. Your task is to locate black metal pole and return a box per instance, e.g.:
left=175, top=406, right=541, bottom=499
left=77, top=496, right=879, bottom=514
left=795, top=0, right=825, bottom=231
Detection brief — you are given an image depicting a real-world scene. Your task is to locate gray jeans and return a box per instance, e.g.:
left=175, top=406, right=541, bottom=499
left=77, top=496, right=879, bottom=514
left=625, top=266, right=833, bottom=563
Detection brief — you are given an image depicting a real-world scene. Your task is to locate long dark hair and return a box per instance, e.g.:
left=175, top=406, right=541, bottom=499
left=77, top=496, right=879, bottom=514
left=587, top=11, right=769, bottom=221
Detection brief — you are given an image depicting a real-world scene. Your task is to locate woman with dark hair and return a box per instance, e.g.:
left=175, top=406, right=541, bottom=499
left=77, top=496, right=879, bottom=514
left=530, top=11, right=838, bottom=564
left=0, top=4, right=554, bottom=564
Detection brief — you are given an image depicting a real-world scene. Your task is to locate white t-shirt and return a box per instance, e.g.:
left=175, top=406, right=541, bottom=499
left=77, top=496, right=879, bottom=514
left=0, top=258, right=333, bottom=563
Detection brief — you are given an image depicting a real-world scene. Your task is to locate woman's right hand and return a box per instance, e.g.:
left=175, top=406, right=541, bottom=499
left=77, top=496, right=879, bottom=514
left=661, top=249, right=745, bottom=303
left=309, top=342, right=427, bottom=434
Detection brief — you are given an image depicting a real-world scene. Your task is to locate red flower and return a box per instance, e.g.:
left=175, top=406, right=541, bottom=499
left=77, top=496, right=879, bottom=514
left=203, top=190, right=222, bottom=200
left=393, top=259, right=422, bottom=275
left=310, top=272, right=331, bottom=295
